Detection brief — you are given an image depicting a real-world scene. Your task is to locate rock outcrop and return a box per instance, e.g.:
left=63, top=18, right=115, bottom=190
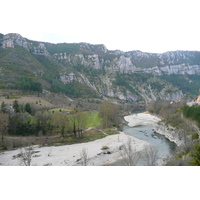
left=1, top=33, right=49, bottom=56
left=154, top=123, right=185, bottom=146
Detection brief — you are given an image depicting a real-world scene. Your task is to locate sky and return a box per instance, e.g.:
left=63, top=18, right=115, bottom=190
left=1, top=0, right=200, bottom=53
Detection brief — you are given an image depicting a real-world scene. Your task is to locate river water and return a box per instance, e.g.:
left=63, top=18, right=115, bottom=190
left=110, top=124, right=176, bottom=166
left=123, top=125, right=176, bottom=165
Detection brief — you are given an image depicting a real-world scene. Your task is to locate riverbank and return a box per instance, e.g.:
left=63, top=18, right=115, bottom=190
left=124, top=112, right=161, bottom=127
left=125, top=112, right=182, bottom=146
left=0, top=131, right=148, bottom=166
left=154, top=123, right=184, bottom=146
left=123, top=112, right=179, bottom=165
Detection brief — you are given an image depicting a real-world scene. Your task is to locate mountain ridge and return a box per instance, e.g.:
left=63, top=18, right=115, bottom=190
left=1, top=33, right=200, bottom=103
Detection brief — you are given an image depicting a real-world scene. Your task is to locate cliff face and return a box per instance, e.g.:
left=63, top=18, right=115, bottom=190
left=0, top=33, right=200, bottom=102
left=54, top=51, right=200, bottom=75
left=154, top=123, right=185, bottom=146
left=1, top=33, right=49, bottom=56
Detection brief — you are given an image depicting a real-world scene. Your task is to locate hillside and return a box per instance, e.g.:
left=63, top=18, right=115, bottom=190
left=1, top=33, right=200, bottom=103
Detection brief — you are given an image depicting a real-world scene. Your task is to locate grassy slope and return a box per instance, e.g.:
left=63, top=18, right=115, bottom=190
left=85, top=111, right=102, bottom=128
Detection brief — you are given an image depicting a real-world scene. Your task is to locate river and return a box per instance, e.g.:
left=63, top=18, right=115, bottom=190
left=110, top=113, right=176, bottom=166
left=123, top=125, right=176, bottom=165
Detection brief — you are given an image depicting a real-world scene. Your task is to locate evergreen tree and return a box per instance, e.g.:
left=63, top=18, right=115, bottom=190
left=25, top=103, right=32, bottom=114
left=1, top=101, right=7, bottom=113
left=189, top=143, right=200, bottom=166
left=13, top=100, right=20, bottom=113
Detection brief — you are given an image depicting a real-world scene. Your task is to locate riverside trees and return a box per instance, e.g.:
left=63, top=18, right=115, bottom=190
left=1, top=99, right=89, bottom=140
left=0, top=99, right=119, bottom=151
left=99, top=101, right=119, bottom=128
left=69, top=110, right=87, bottom=138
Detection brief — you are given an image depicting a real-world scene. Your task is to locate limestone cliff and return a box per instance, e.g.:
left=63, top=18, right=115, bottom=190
left=0, top=33, right=200, bottom=102
left=154, top=123, right=185, bottom=146
left=1, top=33, right=49, bottom=56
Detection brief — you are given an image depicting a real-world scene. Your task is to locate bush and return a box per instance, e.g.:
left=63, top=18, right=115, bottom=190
left=183, top=105, right=200, bottom=125
left=101, top=145, right=109, bottom=150
left=192, top=133, right=199, bottom=140
left=0, top=139, right=13, bottom=151
left=189, top=142, right=200, bottom=166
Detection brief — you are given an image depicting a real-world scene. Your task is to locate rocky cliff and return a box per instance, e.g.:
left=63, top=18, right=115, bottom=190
left=1, top=33, right=49, bottom=56
left=0, top=33, right=200, bottom=102
left=154, top=123, right=185, bottom=146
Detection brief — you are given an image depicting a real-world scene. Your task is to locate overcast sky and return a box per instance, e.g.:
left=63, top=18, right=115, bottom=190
left=1, top=0, right=200, bottom=53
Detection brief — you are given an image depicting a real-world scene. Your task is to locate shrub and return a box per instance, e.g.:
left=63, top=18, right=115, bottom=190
left=189, top=142, right=200, bottom=166
left=192, top=133, right=199, bottom=140
left=101, top=145, right=109, bottom=150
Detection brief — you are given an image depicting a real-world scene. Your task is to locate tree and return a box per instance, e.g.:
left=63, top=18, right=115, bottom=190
left=80, top=148, right=89, bottom=166
left=24, top=103, right=32, bottom=114
left=99, top=101, right=118, bottom=128
left=119, top=138, right=140, bottom=166
left=35, top=113, right=52, bottom=136
left=142, top=145, right=158, bottom=166
left=69, top=111, right=78, bottom=138
left=0, top=113, right=9, bottom=142
left=76, top=112, right=87, bottom=138
left=20, top=146, right=33, bottom=166
left=189, top=143, right=200, bottom=166
left=69, top=110, right=87, bottom=138
left=1, top=101, right=7, bottom=114
left=13, top=100, right=20, bottom=113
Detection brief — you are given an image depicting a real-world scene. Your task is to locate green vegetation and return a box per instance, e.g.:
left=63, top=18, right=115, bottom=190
left=0, top=99, right=119, bottom=150
left=48, top=108, right=70, bottom=113
left=0, top=46, right=46, bottom=90
left=192, top=133, right=199, bottom=140
left=33, top=55, right=61, bottom=76
left=182, top=105, right=200, bottom=126
left=147, top=100, right=186, bottom=118
left=45, top=43, right=81, bottom=54
left=99, top=101, right=119, bottom=128
left=16, top=77, right=42, bottom=92
left=113, top=73, right=172, bottom=97
left=24, top=103, right=32, bottom=114
left=101, top=145, right=109, bottom=150
left=189, top=143, right=200, bottom=166
left=44, top=76, right=81, bottom=97
left=160, top=74, right=200, bottom=95
left=85, top=111, right=102, bottom=128
left=147, top=101, right=200, bottom=166
left=114, top=73, right=135, bottom=93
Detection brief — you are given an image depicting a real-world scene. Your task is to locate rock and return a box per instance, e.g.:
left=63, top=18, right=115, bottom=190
left=103, top=151, right=112, bottom=154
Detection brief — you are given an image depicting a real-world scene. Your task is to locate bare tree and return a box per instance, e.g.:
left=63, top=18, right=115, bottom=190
left=0, top=113, right=9, bottom=142
left=99, top=101, right=118, bottom=128
left=142, top=145, right=158, bottom=166
left=119, top=138, right=140, bottom=166
left=76, top=112, right=87, bottom=138
left=20, top=146, right=33, bottom=166
left=80, top=148, right=89, bottom=166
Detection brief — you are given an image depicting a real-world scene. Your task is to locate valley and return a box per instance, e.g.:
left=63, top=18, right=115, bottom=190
left=1, top=33, right=200, bottom=166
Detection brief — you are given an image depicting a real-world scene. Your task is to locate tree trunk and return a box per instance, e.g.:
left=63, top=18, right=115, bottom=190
left=73, top=122, right=76, bottom=138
